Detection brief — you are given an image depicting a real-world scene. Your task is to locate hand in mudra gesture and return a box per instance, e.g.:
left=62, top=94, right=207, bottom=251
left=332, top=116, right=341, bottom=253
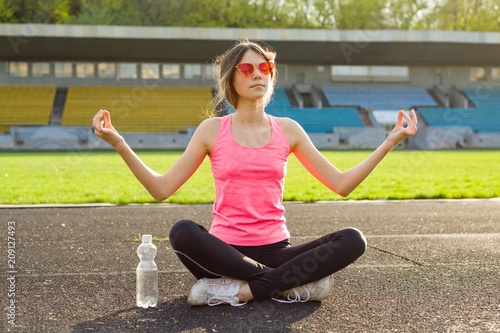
left=92, top=109, right=125, bottom=148
left=386, top=109, right=418, bottom=148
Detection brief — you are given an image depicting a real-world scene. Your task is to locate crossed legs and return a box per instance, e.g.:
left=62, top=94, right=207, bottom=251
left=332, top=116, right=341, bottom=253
left=169, top=219, right=366, bottom=301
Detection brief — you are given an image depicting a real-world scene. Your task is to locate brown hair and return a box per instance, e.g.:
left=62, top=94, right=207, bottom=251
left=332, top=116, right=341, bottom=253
left=211, top=38, right=277, bottom=114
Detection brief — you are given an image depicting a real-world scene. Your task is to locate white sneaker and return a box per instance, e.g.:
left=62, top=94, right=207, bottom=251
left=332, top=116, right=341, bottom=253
left=188, top=277, right=247, bottom=307
left=273, top=275, right=333, bottom=303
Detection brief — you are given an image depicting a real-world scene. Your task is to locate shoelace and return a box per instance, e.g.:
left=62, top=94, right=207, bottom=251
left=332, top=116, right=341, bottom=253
left=205, top=280, right=248, bottom=307
left=272, top=286, right=311, bottom=304
left=208, top=295, right=248, bottom=307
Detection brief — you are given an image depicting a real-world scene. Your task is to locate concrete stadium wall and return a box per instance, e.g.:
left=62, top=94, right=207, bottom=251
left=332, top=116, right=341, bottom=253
left=334, top=127, right=387, bottom=149
left=0, top=126, right=193, bottom=151
left=470, top=133, right=500, bottom=148
left=412, top=127, right=475, bottom=149
left=307, top=133, right=340, bottom=149
left=1, top=125, right=499, bottom=151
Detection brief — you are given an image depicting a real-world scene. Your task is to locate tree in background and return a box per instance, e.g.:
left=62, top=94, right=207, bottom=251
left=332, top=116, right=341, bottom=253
left=0, top=0, right=15, bottom=22
left=382, top=0, right=431, bottom=29
left=1, top=0, right=499, bottom=31
left=428, top=0, right=500, bottom=31
left=3, top=0, right=74, bottom=23
left=66, top=0, right=141, bottom=25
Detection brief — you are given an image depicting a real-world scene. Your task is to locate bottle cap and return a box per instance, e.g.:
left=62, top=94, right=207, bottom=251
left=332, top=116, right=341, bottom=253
left=142, top=234, right=152, bottom=243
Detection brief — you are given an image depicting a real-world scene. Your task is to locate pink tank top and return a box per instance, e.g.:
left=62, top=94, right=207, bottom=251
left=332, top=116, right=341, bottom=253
left=209, top=114, right=291, bottom=246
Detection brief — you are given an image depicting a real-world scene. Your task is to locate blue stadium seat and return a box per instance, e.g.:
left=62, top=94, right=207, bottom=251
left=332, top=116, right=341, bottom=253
left=226, top=88, right=365, bottom=133
left=266, top=107, right=365, bottom=133
left=267, top=87, right=292, bottom=108
left=461, top=88, right=500, bottom=109
left=323, top=86, right=438, bottom=109
left=418, top=107, right=500, bottom=133
left=418, top=88, right=500, bottom=133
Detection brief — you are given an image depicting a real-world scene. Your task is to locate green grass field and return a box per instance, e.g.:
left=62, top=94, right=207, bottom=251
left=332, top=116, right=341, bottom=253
left=1, top=150, right=499, bottom=204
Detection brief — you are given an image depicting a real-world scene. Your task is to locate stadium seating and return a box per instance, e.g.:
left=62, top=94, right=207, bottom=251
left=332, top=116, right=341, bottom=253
left=418, top=107, right=500, bottom=133
left=418, top=89, right=500, bottom=133
left=461, top=88, right=500, bottom=109
left=266, top=107, right=365, bottom=133
left=226, top=87, right=365, bottom=133
left=323, top=86, right=438, bottom=109
left=265, top=88, right=365, bottom=132
left=225, top=87, right=292, bottom=111
left=0, top=85, right=56, bottom=132
left=268, top=87, right=293, bottom=108
left=62, top=86, right=213, bottom=133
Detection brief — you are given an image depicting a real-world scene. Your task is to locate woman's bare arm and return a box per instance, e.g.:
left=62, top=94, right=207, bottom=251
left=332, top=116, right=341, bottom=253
left=283, top=110, right=418, bottom=197
left=92, top=109, right=218, bottom=201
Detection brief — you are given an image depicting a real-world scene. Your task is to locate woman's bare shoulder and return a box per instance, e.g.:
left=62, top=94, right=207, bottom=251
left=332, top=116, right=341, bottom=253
left=191, top=116, right=224, bottom=150
left=275, top=116, right=309, bottom=150
left=276, top=116, right=302, bottom=133
left=202, top=116, right=223, bottom=125
left=198, top=116, right=222, bottom=133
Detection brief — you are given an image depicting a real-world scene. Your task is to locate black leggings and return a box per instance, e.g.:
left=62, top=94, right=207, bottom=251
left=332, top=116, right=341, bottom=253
left=169, top=219, right=366, bottom=301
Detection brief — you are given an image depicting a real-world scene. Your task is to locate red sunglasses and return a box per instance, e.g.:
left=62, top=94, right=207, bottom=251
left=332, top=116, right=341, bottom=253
left=235, top=61, right=275, bottom=78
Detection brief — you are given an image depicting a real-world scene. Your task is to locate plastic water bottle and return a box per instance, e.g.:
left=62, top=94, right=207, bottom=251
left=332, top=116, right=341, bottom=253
left=136, top=234, right=158, bottom=308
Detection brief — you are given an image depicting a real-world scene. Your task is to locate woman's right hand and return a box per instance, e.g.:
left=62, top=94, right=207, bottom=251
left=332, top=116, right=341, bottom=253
left=92, top=109, right=125, bottom=149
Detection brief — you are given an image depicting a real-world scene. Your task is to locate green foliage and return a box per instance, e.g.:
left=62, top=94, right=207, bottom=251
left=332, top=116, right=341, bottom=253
left=1, top=150, right=499, bottom=204
left=333, top=0, right=387, bottom=29
left=67, top=0, right=141, bottom=25
left=383, top=0, right=431, bottom=29
left=0, top=0, right=15, bottom=21
left=430, top=0, right=500, bottom=31
left=5, top=0, right=72, bottom=23
left=1, top=0, right=499, bottom=31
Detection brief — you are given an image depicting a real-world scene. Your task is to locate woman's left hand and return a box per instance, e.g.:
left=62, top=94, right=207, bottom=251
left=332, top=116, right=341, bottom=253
left=385, top=109, right=418, bottom=148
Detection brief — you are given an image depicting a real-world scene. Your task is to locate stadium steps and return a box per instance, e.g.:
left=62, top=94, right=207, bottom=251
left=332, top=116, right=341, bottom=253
left=0, top=85, right=57, bottom=132
left=62, top=86, right=214, bottom=133
left=358, top=109, right=373, bottom=126
left=426, top=88, right=446, bottom=107
left=50, top=87, right=68, bottom=125
left=284, top=88, right=300, bottom=107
